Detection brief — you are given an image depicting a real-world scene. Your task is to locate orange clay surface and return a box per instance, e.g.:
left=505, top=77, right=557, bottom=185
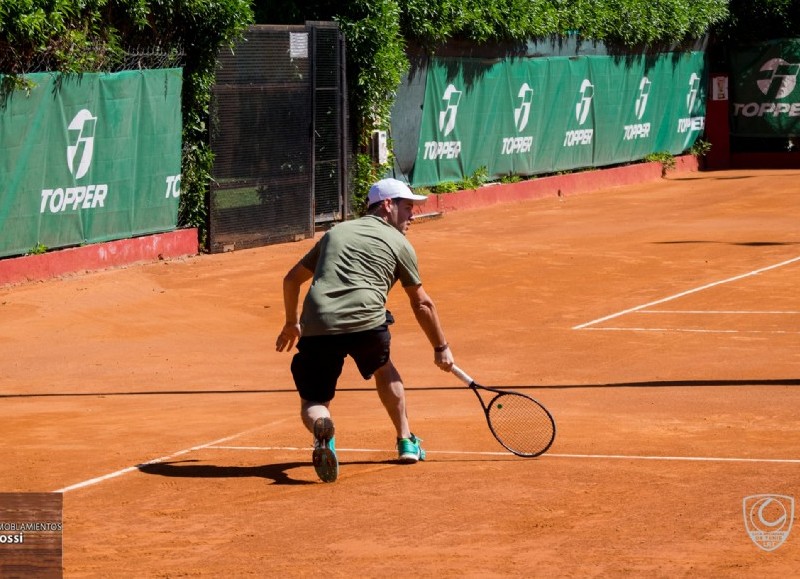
left=2, top=169, right=799, bottom=577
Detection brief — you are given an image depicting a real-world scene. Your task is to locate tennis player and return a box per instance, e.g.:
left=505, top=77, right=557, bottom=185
left=275, top=178, right=455, bottom=483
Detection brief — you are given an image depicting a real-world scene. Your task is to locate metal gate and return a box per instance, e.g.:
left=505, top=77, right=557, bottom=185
left=207, top=22, right=348, bottom=253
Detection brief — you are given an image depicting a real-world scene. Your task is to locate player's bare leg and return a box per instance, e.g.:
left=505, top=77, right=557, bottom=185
left=374, top=360, right=425, bottom=463
left=373, top=360, right=410, bottom=438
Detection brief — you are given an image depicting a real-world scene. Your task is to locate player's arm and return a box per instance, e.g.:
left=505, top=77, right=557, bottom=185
left=403, top=284, right=454, bottom=371
left=276, top=261, right=313, bottom=352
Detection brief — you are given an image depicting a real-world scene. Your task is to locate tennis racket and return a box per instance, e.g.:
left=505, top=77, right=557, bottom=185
left=451, top=365, right=556, bottom=457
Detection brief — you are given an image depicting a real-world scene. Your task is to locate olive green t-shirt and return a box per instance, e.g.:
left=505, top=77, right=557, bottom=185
left=299, top=215, right=422, bottom=335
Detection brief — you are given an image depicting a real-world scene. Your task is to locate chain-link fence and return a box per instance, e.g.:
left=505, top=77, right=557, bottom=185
left=0, top=45, right=184, bottom=75
left=207, top=23, right=349, bottom=253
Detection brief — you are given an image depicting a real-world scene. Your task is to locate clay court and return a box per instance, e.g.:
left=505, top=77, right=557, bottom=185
left=2, top=168, right=799, bottom=576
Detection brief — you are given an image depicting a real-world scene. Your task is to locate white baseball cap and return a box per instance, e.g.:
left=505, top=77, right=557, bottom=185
left=367, top=178, right=428, bottom=206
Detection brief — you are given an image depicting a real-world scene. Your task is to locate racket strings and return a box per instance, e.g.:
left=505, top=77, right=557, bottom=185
left=487, top=392, right=555, bottom=456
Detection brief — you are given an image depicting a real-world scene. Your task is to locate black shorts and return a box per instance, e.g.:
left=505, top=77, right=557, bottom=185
left=290, top=324, right=391, bottom=403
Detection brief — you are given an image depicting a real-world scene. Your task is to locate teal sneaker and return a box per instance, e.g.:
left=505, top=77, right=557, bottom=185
left=312, top=417, right=338, bottom=483
left=397, top=434, right=426, bottom=464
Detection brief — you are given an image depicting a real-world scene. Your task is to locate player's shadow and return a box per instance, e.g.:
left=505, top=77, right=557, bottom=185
left=138, top=458, right=397, bottom=486
left=653, top=240, right=799, bottom=247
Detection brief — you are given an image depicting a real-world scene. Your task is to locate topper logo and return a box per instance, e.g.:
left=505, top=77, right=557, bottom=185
left=438, top=84, right=462, bottom=136
left=635, top=77, right=651, bottom=120
left=687, top=73, right=700, bottom=112
left=425, top=84, right=463, bottom=160
left=67, top=109, right=97, bottom=180
left=40, top=109, right=110, bottom=213
left=564, top=80, right=594, bottom=147
left=514, top=83, right=534, bottom=132
left=678, top=72, right=706, bottom=134
left=575, top=79, right=594, bottom=125
left=624, top=77, right=652, bottom=140
left=756, top=58, right=800, bottom=99
left=500, top=83, right=535, bottom=155
left=733, top=58, right=800, bottom=117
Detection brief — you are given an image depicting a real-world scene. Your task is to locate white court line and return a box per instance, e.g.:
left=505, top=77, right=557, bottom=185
left=210, top=445, right=800, bottom=464
left=639, top=310, right=800, bottom=315
left=579, top=327, right=800, bottom=334
left=547, top=453, right=800, bottom=464
left=53, top=437, right=800, bottom=494
left=573, top=255, right=800, bottom=330
left=54, top=429, right=259, bottom=493
left=213, top=445, right=508, bottom=456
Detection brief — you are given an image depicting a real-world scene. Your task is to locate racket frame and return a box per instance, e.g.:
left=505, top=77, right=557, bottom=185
left=451, top=365, right=556, bottom=457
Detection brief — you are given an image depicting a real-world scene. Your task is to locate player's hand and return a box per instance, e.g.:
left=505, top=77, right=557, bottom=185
left=434, top=346, right=454, bottom=371
left=276, top=323, right=301, bottom=352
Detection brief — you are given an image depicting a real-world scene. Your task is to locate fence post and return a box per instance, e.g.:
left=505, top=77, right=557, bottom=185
left=705, top=73, right=731, bottom=169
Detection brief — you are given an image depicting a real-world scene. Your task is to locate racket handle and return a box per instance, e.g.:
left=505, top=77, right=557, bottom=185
left=451, top=365, right=474, bottom=386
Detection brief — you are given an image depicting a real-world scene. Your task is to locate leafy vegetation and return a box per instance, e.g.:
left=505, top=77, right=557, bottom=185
left=27, top=242, right=47, bottom=256
left=643, top=151, right=677, bottom=176
left=255, top=0, right=729, bottom=209
left=711, top=0, right=800, bottom=43
left=688, top=138, right=713, bottom=158
left=0, top=0, right=254, bottom=240
left=398, top=0, right=729, bottom=47
left=457, top=166, right=489, bottom=191
left=412, top=166, right=489, bottom=196
left=6, top=1, right=792, bottom=230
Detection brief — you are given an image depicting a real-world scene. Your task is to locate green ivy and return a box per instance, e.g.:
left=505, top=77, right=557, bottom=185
left=712, top=1, right=800, bottom=43
left=351, top=152, right=387, bottom=215
left=0, top=0, right=254, bottom=242
left=5, top=1, right=776, bottom=233
left=398, top=0, right=729, bottom=48
left=255, top=0, right=729, bottom=211
left=337, top=0, right=408, bottom=208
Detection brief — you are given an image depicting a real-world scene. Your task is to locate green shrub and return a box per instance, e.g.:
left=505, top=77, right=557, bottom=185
left=430, top=181, right=459, bottom=194
left=644, top=151, right=676, bottom=176
left=688, top=138, right=712, bottom=157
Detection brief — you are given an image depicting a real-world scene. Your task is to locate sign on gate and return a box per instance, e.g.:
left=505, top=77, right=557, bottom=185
left=730, top=38, right=800, bottom=137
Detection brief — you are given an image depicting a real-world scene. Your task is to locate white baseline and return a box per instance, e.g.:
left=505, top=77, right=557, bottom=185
left=213, top=445, right=800, bottom=464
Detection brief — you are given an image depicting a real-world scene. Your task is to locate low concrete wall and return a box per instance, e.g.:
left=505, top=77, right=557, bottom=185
left=0, top=228, right=199, bottom=287
left=415, top=155, right=700, bottom=215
